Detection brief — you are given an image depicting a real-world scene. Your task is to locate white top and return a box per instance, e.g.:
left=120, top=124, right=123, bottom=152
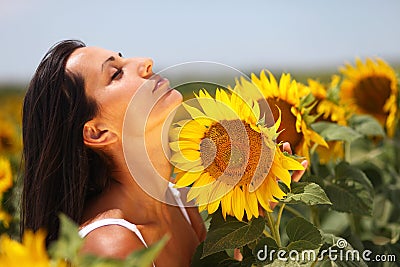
left=78, top=183, right=191, bottom=246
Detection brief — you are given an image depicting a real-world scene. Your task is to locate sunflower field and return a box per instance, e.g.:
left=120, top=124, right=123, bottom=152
left=1, top=57, right=400, bottom=266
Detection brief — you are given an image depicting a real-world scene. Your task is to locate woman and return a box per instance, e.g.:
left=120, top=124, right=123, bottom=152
left=21, top=40, right=206, bottom=266
left=21, top=40, right=307, bottom=266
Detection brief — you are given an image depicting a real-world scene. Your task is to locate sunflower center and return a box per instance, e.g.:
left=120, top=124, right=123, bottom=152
left=200, top=119, right=273, bottom=187
left=267, top=98, right=302, bottom=148
left=353, top=76, right=391, bottom=114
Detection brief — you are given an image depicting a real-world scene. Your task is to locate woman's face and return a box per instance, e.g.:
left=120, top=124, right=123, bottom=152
left=66, top=46, right=183, bottom=141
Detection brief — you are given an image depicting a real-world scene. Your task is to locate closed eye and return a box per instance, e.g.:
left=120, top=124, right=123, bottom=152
left=111, top=68, right=123, bottom=81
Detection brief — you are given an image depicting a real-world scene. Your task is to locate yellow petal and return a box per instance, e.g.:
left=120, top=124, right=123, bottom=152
left=169, top=140, right=199, bottom=152
left=277, top=149, right=304, bottom=170
left=170, top=152, right=190, bottom=163
left=208, top=180, right=231, bottom=203
left=207, top=199, right=221, bottom=214
left=175, top=171, right=202, bottom=187
left=179, top=121, right=205, bottom=140
left=310, top=131, right=329, bottom=147
left=221, top=190, right=234, bottom=219
left=192, top=173, right=214, bottom=188
left=255, top=181, right=272, bottom=212
left=274, top=105, right=282, bottom=130
left=173, top=159, right=202, bottom=173
left=271, top=159, right=291, bottom=186
left=182, top=102, right=205, bottom=119
left=198, top=204, right=207, bottom=212
left=187, top=187, right=201, bottom=202
left=245, top=188, right=259, bottom=218
left=181, top=149, right=201, bottom=161
left=194, top=117, right=214, bottom=128
left=168, top=127, right=181, bottom=142
left=232, top=187, right=245, bottom=221
left=197, top=96, right=223, bottom=121
left=267, top=177, right=286, bottom=200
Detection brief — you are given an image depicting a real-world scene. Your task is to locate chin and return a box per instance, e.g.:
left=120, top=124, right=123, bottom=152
left=147, top=89, right=183, bottom=130
left=159, top=89, right=183, bottom=110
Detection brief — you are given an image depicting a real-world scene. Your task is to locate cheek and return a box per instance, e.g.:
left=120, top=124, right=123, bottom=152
left=102, top=80, right=149, bottom=112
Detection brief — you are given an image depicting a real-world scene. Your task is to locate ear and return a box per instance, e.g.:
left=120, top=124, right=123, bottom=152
left=83, top=120, right=118, bottom=148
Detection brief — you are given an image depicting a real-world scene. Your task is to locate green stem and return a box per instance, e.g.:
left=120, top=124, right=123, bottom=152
left=274, top=203, right=285, bottom=247
left=349, top=214, right=361, bottom=236
left=310, top=206, right=321, bottom=228
left=275, top=203, right=285, bottom=229
left=345, top=141, right=351, bottom=163
left=263, top=229, right=273, bottom=238
left=310, top=258, right=319, bottom=267
left=265, top=211, right=281, bottom=247
left=265, top=211, right=275, bottom=237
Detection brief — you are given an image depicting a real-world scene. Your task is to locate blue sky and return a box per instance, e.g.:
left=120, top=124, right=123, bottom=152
left=1, top=0, right=399, bottom=83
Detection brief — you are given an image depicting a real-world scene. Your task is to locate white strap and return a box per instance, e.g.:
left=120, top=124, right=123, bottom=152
left=78, top=218, right=147, bottom=247
left=168, top=182, right=192, bottom=225
left=79, top=219, right=155, bottom=267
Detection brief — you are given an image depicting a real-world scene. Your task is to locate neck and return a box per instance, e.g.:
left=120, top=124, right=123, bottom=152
left=105, top=125, right=173, bottom=223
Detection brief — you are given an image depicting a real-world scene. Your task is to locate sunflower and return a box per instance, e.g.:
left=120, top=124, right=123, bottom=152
left=0, top=229, right=62, bottom=267
left=169, top=88, right=304, bottom=221
left=0, top=118, right=22, bottom=156
left=0, top=210, right=12, bottom=228
left=0, top=157, right=12, bottom=195
left=249, top=70, right=328, bottom=162
left=0, top=158, right=12, bottom=229
left=307, top=76, right=350, bottom=163
left=340, top=58, right=399, bottom=137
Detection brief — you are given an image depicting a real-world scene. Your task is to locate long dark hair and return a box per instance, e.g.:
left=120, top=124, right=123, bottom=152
left=21, top=40, right=109, bottom=245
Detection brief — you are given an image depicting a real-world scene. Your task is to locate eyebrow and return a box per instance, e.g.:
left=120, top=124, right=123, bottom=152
left=101, top=56, right=115, bottom=72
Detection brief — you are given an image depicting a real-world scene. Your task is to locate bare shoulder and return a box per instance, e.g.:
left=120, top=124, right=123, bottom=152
left=80, top=209, right=145, bottom=259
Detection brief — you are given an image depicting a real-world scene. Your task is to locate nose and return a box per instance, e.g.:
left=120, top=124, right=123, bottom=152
left=137, top=58, right=153, bottom=78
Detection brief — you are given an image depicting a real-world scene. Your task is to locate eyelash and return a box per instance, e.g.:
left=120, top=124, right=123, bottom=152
left=111, top=68, right=123, bottom=81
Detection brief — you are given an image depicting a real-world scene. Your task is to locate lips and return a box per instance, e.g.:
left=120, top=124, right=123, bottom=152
left=152, top=76, right=170, bottom=93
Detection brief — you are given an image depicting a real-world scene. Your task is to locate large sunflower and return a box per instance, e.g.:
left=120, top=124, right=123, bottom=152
left=169, top=88, right=304, bottom=221
left=248, top=70, right=328, bottom=162
left=307, top=76, right=350, bottom=163
left=340, top=58, right=399, bottom=137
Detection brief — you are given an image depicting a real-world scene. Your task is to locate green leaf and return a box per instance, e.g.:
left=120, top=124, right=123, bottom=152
left=202, top=217, right=265, bottom=258
left=282, top=182, right=332, bottom=206
left=286, top=217, right=322, bottom=251
left=311, top=122, right=362, bottom=143
left=208, top=208, right=239, bottom=232
left=286, top=240, right=320, bottom=251
left=125, top=235, right=169, bottom=267
left=48, top=213, right=83, bottom=263
left=191, top=242, right=240, bottom=267
left=325, top=162, right=374, bottom=216
left=348, top=114, right=385, bottom=137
